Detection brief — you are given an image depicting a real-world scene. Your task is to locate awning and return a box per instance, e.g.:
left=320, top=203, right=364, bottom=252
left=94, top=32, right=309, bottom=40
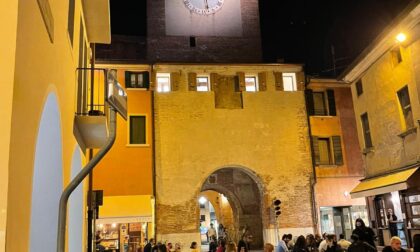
left=350, top=167, right=418, bottom=198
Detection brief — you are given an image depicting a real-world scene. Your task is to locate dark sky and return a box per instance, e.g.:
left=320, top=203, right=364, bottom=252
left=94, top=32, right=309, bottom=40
left=110, top=0, right=412, bottom=77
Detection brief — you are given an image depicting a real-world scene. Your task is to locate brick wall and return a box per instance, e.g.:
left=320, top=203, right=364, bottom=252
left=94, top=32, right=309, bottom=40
left=154, top=64, right=314, bottom=248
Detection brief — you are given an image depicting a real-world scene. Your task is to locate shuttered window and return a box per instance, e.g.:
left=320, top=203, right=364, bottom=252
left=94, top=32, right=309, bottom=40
left=156, top=73, right=171, bottom=93
left=361, top=113, right=373, bottom=148
left=306, top=89, right=336, bottom=116
left=327, top=90, right=336, bottom=116
left=125, top=71, right=150, bottom=89
left=397, top=86, right=414, bottom=129
left=312, top=136, right=343, bottom=166
left=129, top=115, right=146, bottom=145
left=197, top=76, right=210, bottom=91
left=313, top=92, right=327, bottom=116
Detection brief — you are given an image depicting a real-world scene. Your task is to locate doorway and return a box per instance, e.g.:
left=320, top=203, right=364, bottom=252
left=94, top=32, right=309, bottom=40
left=201, top=167, right=264, bottom=249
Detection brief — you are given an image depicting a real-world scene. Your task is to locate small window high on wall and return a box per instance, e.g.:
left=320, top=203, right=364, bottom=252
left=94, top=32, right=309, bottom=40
left=282, top=73, right=297, bottom=91
left=129, top=115, right=146, bottom=145
left=197, top=76, right=210, bottom=91
left=125, top=71, right=150, bottom=89
left=156, top=73, right=171, bottom=93
left=245, top=76, right=258, bottom=92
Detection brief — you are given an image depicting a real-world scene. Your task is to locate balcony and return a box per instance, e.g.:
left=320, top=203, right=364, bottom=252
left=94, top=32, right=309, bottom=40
left=73, top=68, right=127, bottom=151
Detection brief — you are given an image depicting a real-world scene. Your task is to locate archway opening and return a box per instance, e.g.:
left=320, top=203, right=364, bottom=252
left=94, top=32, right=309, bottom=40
left=30, top=93, right=63, bottom=251
left=198, top=190, right=235, bottom=245
left=201, top=167, right=264, bottom=249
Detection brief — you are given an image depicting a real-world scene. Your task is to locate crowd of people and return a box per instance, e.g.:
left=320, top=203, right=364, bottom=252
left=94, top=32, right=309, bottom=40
left=137, top=218, right=418, bottom=252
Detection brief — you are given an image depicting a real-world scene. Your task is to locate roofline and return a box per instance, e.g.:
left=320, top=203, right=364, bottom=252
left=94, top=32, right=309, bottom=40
left=96, top=61, right=305, bottom=68
left=338, top=0, right=420, bottom=82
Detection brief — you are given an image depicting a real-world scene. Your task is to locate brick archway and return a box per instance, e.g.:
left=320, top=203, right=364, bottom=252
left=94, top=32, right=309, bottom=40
left=201, top=167, right=264, bottom=249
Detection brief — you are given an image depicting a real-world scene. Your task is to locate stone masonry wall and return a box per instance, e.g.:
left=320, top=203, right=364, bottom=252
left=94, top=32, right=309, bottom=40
left=154, top=64, right=314, bottom=247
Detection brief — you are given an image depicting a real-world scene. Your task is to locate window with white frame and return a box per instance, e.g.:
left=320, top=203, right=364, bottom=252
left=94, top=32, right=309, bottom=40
left=197, top=76, right=210, bottom=91
left=245, top=76, right=258, bottom=92
left=282, top=73, right=297, bottom=91
left=156, top=73, right=171, bottom=93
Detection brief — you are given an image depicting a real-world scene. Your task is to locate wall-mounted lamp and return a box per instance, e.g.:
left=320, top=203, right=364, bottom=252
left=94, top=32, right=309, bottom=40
left=396, top=33, right=407, bottom=43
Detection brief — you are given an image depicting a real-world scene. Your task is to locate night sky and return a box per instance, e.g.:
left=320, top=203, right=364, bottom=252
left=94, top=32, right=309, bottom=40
left=110, top=0, right=412, bottom=77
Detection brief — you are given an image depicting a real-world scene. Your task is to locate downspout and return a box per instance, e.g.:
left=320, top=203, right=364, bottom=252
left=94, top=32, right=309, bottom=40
left=151, top=64, right=157, bottom=238
left=56, top=108, right=117, bottom=252
left=304, top=76, right=319, bottom=233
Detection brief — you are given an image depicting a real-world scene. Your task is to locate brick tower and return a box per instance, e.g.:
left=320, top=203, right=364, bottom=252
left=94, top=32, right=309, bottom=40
left=147, top=0, right=262, bottom=63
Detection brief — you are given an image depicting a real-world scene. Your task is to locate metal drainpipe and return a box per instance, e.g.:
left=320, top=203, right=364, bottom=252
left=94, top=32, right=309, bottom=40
left=304, top=76, right=319, bottom=233
left=151, top=64, right=157, bottom=238
left=56, top=108, right=117, bottom=252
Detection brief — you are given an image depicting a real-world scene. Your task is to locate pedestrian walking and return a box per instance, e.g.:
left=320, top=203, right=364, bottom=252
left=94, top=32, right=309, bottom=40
left=352, top=218, right=375, bottom=247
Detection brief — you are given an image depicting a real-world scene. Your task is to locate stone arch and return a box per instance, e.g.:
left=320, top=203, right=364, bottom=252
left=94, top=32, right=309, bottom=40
left=200, top=166, right=265, bottom=249
left=30, top=92, right=63, bottom=251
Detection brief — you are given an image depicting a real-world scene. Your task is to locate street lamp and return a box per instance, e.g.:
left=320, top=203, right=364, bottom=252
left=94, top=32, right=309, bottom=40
left=396, top=33, right=407, bottom=43
left=199, top=196, right=207, bottom=204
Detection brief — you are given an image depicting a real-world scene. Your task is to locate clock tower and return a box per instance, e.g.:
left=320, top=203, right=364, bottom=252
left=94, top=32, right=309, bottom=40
left=147, top=0, right=262, bottom=62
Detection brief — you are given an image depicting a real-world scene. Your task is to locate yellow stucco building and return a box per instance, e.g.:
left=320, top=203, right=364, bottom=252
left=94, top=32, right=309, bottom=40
left=1, top=0, right=111, bottom=251
left=341, top=2, right=420, bottom=247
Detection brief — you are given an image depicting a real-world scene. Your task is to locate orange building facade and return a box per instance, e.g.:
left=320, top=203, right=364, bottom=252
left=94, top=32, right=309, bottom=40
left=307, top=79, right=367, bottom=239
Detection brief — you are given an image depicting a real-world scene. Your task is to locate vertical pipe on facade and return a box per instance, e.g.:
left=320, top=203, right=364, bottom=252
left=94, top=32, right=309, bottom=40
left=151, top=64, right=157, bottom=238
left=87, top=43, right=96, bottom=252
left=304, top=75, right=319, bottom=233
left=57, top=109, right=117, bottom=252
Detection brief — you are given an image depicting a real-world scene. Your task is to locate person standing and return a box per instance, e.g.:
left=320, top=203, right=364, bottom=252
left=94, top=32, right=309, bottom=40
left=145, top=238, right=155, bottom=252
left=387, top=209, right=398, bottom=238
left=352, top=218, right=375, bottom=247
left=277, top=235, right=290, bottom=252
left=293, top=235, right=308, bottom=252
left=237, top=234, right=253, bottom=252
left=208, top=223, right=217, bottom=241
left=382, top=237, right=405, bottom=252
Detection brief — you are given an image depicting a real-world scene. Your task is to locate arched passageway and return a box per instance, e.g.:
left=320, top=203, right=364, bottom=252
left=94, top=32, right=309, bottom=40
left=30, top=93, right=63, bottom=251
left=201, top=167, right=264, bottom=249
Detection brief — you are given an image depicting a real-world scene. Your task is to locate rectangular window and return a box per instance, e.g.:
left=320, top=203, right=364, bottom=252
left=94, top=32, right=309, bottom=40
left=245, top=76, right=258, bottom=92
left=282, top=73, right=297, bottom=91
left=126, top=71, right=149, bottom=89
left=397, top=86, right=414, bottom=129
left=200, top=215, right=206, bottom=221
left=197, top=76, right=210, bottom=92
left=129, top=115, right=146, bottom=145
left=156, top=73, right=171, bottom=93
left=356, top=80, right=363, bottom=96
left=361, top=113, right=373, bottom=148
left=313, top=92, right=327, bottom=116
left=318, top=138, right=332, bottom=165
left=312, top=136, right=343, bottom=165
left=391, top=48, right=403, bottom=66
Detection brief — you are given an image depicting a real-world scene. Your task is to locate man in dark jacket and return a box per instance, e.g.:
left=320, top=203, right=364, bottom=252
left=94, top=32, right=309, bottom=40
left=348, top=234, right=376, bottom=252
left=352, top=219, right=376, bottom=247
left=238, top=234, right=253, bottom=252
left=144, top=238, right=155, bottom=252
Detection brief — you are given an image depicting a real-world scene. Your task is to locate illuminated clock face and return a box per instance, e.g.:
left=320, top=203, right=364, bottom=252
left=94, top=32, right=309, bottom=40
left=183, top=0, right=225, bottom=15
